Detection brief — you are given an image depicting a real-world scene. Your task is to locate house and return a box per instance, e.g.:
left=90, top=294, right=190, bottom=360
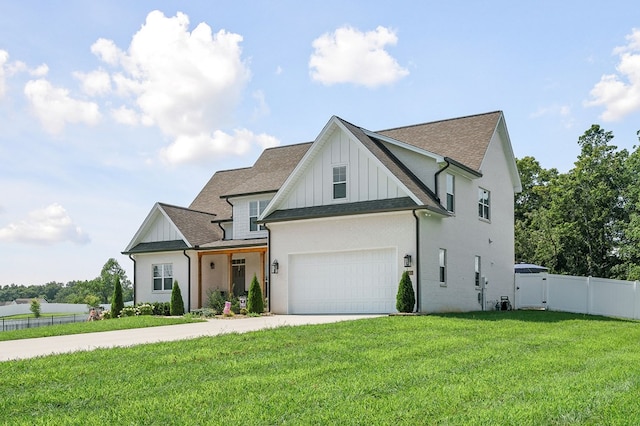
left=123, top=111, right=521, bottom=314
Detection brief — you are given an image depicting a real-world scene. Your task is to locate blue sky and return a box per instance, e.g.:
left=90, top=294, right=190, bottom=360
left=1, top=1, right=639, bottom=286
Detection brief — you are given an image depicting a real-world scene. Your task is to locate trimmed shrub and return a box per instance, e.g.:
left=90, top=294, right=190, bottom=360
left=170, top=280, right=185, bottom=316
left=111, top=276, right=124, bottom=318
left=119, top=306, right=137, bottom=317
left=396, top=271, right=416, bottom=313
left=150, top=302, right=171, bottom=316
left=102, top=310, right=112, bottom=320
left=247, top=274, right=264, bottom=314
left=137, top=303, right=153, bottom=316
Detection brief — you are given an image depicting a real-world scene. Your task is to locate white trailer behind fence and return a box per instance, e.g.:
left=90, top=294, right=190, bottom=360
left=516, top=273, right=640, bottom=320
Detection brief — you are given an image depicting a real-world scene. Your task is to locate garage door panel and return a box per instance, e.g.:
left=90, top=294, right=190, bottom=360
left=289, top=248, right=397, bottom=314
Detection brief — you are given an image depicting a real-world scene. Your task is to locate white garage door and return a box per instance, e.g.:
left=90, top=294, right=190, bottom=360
left=289, top=248, right=397, bottom=314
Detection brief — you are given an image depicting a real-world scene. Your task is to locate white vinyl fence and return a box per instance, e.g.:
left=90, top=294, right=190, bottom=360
left=515, top=273, right=640, bottom=320
left=0, top=302, right=89, bottom=318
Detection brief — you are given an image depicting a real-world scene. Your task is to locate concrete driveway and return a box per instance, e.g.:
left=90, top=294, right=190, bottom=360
left=0, top=314, right=381, bottom=362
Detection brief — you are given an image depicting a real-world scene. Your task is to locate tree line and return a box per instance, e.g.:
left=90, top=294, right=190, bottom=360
left=0, top=258, right=133, bottom=305
left=516, top=125, right=640, bottom=280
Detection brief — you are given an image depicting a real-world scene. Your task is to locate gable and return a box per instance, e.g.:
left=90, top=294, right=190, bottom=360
left=280, top=125, right=409, bottom=210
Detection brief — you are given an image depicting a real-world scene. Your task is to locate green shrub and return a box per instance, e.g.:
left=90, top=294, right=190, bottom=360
left=137, top=303, right=153, bottom=316
left=206, top=289, right=226, bottom=313
left=396, top=271, right=415, bottom=313
left=170, top=281, right=185, bottom=316
left=119, top=306, right=137, bottom=317
left=102, top=310, right=112, bottom=320
left=30, top=298, right=41, bottom=318
left=247, top=274, right=264, bottom=314
left=150, top=302, right=170, bottom=316
left=189, top=308, right=217, bottom=318
left=111, top=276, right=124, bottom=318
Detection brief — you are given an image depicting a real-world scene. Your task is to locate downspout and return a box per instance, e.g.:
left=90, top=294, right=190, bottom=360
left=264, top=223, right=272, bottom=312
left=128, top=254, right=136, bottom=305
left=183, top=250, right=191, bottom=313
left=433, top=158, right=451, bottom=202
left=412, top=209, right=421, bottom=312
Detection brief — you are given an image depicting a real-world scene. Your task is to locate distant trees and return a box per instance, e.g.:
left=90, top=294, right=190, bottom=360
left=516, top=126, right=640, bottom=280
left=0, top=258, right=133, bottom=304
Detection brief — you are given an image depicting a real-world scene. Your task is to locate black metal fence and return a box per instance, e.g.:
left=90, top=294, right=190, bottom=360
left=0, top=314, right=88, bottom=332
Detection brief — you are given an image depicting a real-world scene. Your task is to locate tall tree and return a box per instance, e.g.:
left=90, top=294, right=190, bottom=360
left=99, top=258, right=133, bottom=303
left=111, top=276, right=124, bottom=318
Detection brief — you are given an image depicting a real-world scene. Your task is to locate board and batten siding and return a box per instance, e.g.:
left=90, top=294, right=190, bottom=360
left=231, top=196, right=271, bottom=240
left=142, top=212, right=182, bottom=243
left=284, top=128, right=408, bottom=209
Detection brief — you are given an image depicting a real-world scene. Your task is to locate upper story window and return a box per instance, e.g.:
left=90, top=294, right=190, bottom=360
left=333, top=165, right=347, bottom=200
left=249, top=200, right=269, bottom=232
left=478, top=187, right=490, bottom=220
left=446, top=174, right=455, bottom=212
left=153, top=263, right=173, bottom=291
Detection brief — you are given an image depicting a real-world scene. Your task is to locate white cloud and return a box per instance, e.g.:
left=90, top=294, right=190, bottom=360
left=530, top=104, right=574, bottom=128
left=86, top=10, right=270, bottom=165
left=586, top=28, right=640, bottom=121
left=252, top=90, right=270, bottom=119
left=0, top=203, right=90, bottom=245
left=309, top=25, right=409, bottom=88
left=73, top=69, right=111, bottom=96
left=24, top=79, right=101, bottom=134
left=160, top=128, right=279, bottom=165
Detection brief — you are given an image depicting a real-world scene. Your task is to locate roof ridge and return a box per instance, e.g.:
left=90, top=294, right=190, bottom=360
left=376, top=110, right=502, bottom=133
left=158, top=202, right=218, bottom=216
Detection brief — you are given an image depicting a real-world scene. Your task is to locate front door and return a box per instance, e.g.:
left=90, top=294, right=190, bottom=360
left=232, top=259, right=245, bottom=296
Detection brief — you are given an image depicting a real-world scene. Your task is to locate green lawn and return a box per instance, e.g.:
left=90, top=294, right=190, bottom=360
left=0, top=316, right=203, bottom=342
left=1, top=311, right=639, bottom=425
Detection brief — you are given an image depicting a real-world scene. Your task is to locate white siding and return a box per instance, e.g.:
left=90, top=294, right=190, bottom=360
left=382, top=143, right=440, bottom=193
left=231, top=196, right=271, bottom=240
left=142, top=212, right=181, bottom=243
left=282, top=129, right=407, bottom=209
left=133, top=251, right=192, bottom=309
left=419, top=130, right=515, bottom=313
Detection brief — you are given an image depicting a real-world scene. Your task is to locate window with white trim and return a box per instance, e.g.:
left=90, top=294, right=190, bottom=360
left=249, top=200, right=268, bottom=232
left=446, top=174, right=455, bottom=212
left=474, top=256, right=481, bottom=288
left=439, top=248, right=447, bottom=285
left=333, top=165, right=347, bottom=199
left=478, top=187, right=490, bottom=220
left=153, top=263, right=173, bottom=291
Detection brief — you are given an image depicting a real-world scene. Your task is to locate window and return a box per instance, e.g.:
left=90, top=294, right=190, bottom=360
left=439, top=249, right=447, bottom=285
left=153, top=264, right=173, bottom=291
left=446, top=174, right=455, bottom=212
left=249, top=200, right=269, bottom=232
left=333, top=165, right=347, bottom=199
left=474, top=256, right=481, bottom=288
left=478, top=187, right=490, bottom=220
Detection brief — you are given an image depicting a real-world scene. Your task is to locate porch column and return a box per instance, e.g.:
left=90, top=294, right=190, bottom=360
left=260, top=250, right=266, bottom=297
left=227, top=253, right=233, bottom=295
left=197, top=252, right=203, bottom=308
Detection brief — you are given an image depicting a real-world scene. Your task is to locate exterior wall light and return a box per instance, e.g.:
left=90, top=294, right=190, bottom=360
left=272, top=260, right=279, bottom=274
left=404, top=254, right=412, bottom=268
left=210, top=262, right=215, bottom=269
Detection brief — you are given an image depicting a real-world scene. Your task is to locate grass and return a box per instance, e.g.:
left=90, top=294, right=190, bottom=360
left=0, top=316, right=203, bottom=342
left=1, top=310, right=639, bottom=425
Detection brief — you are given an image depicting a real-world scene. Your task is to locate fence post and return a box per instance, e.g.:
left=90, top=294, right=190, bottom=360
left=586, top=276, right=591, bottom=315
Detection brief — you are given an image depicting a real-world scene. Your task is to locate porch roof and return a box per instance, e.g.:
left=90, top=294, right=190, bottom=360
left=125, top=240, right=188, bottom=254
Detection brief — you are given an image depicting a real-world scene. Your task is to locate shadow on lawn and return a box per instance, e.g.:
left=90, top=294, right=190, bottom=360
left=430, top=310, right=636, bottom=323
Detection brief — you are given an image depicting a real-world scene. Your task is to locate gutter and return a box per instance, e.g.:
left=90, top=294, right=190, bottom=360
left=264, top=223, right=272, bottom=312
left=183, top=250, right=191, bottom=313
left=433, top=158, right=451, bottom=202
left=412, top=209, right=421, bottom=312
left=128, top=254, right=137, bottom=305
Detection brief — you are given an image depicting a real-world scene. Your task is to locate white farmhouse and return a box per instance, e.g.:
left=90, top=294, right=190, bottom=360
left=123, top=111, right=521, bottom=314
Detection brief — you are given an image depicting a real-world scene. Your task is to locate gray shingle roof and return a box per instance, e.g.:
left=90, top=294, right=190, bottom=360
left=337, top=118, right=449, bottom=215
left=377, top=111, right=502, bottom=172
left=126, top=240, right=188, bottom=254
left=159, top=203, right=220, bottom=247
